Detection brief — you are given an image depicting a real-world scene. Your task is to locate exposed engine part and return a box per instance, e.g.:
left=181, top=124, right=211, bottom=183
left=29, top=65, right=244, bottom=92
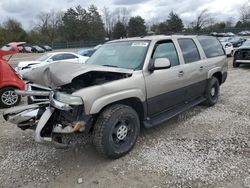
left=61, top=71, right=132, bottom=93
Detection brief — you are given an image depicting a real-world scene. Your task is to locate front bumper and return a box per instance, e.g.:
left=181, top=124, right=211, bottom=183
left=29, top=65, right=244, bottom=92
left=235, top=59, right=250, bottom=64
left=3, top=90, right=93, bottom=146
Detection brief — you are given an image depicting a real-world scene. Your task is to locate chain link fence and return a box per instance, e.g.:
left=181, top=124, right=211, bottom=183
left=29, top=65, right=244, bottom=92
left=50, top=40, right=108, bottom=49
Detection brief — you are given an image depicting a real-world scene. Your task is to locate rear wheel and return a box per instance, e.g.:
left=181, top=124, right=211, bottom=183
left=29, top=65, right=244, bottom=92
left=0, top=87, right=21, bottom=108
left=93, top=104, right=140, bottom=159
left=203, top=77, right=220, bottom=107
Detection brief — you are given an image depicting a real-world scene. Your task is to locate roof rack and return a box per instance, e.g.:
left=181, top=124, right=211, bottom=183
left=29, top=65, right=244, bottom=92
left=144, top=32, right=211, bottom=36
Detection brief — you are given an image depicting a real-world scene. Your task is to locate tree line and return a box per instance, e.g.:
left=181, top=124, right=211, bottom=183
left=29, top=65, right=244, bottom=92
left=0, top=3, right=250, bottom=46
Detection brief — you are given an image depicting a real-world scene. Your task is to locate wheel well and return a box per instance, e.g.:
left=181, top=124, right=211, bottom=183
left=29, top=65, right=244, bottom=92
left=101, top=98, right=145, bottom=122
left=212, top=72, right=222, bottom=85
left=0, top=86, right=20, bottom=90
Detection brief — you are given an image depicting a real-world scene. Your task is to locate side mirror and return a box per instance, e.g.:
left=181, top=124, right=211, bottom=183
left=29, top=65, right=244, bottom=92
left=149, top=58, right=171, bottom=72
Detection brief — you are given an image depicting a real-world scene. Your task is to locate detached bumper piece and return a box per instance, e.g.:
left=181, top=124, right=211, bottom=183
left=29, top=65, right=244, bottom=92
left=3, top=102, right=50, bottom=130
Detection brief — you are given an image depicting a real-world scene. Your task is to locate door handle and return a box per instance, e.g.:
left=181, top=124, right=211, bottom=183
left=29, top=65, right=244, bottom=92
left=200, top=66, right=204, bottom=70
left=178, top=70, right=184, bottom=77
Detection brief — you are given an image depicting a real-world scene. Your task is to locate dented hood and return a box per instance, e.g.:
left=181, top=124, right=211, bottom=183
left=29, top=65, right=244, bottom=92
left=22, top=61, right=133, bottom=88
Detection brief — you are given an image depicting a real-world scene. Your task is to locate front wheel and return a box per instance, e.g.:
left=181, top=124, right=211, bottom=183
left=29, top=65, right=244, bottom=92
left=203, top=77, right=220, bottom=107
left=233, top=59, right=239, bottom=68
left=93, top=104, right=140, bottom=159
left=0, top=87, right=21, bottom=108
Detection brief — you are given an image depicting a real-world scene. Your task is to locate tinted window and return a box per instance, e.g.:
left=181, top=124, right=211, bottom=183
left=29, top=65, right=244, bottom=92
left=198, top=36, right=225, bottom=58
left=152, top=41, right=179, bottom=67
left=178, top=39, right=201, bottom=63
left=52, top=54, right=64, bottom=61
left=63, top=54, right=78, bottom=59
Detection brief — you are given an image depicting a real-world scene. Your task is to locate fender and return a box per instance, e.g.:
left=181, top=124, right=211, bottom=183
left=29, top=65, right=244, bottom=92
left=207, top=67, right=222, bottom=79
left=0, top=81, right=25, bottom=90
left=89, top=89, right=145, bottom=114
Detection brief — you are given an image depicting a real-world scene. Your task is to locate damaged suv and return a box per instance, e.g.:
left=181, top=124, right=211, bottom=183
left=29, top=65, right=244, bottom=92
left=4, top=35, right=228, bottom=158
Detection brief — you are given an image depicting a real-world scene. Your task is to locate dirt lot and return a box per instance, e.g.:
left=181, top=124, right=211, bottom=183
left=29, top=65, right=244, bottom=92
left=0, top=55, right=250, bottom=188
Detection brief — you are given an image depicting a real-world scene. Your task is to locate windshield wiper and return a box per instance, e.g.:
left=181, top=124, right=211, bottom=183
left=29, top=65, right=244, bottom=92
left=103, top=65, right=118, bottom=68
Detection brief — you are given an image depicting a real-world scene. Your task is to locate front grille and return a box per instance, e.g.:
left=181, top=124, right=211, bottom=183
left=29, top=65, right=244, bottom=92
left=237, top=50, right=250, bottom=60
left=27, top=84, right=51, bottom=104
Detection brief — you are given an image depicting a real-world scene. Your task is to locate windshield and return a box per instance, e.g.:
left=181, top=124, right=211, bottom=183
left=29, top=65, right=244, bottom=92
left=36, top=54, right=52, bottom=61
left=242, top=40, right=250, bottom=46
left=86, top=41, right=149, bottom=70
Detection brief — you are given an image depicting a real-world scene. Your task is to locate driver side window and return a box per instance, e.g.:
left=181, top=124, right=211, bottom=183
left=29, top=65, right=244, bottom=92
left=152, top=41, right=179, bottom=67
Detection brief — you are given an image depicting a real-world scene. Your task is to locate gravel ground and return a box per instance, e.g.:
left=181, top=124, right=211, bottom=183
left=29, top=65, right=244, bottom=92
left=0, top=58, right=250, bottom=188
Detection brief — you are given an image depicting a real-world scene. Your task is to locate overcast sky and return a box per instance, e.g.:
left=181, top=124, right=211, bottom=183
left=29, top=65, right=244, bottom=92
left=0, top=0, right=248, bottom=30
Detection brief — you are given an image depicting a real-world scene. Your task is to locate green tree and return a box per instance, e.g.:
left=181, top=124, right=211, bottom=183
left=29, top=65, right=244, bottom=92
left=157, top=22, right=168, bottom=33
left=112, top=21, right=127, bottom=39
left=88, top=5, right=105, bottom=40
left=151, top=11, right=184, bottom=33
left=62, top=7, right=81, bottom=41
left=62, top=5, right=105, bottom=41
left=166, top=11, right=184, bottom=32
left=2, top=19, right=28, bottom=43
left=128, top=16, right=146, bottom=37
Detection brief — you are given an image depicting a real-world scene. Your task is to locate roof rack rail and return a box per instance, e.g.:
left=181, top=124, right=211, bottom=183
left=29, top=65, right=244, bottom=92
left=146, top=32, right=211, bottom=36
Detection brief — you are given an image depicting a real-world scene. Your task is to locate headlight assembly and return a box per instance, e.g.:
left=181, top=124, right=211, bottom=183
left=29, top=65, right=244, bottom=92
left=54, top=92, right=83, bottom=105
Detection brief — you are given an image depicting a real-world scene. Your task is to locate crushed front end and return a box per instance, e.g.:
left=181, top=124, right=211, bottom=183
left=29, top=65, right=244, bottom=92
left=3, top=89, right=93, bottom=147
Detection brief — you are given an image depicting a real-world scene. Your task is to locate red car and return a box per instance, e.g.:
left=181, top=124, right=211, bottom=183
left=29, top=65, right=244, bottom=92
left=0, top=44, right=25, bottom=108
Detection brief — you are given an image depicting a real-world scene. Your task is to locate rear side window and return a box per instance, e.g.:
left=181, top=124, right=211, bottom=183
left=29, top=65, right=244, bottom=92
left=63, top=54, right=78, bottom=59
left=178, top=39, right=201, bottom=63
left=152, top=41, right=179, bottom=67
left=198, top=36, right=225, bottom=58
left=52, top=54, right=64, bottom=61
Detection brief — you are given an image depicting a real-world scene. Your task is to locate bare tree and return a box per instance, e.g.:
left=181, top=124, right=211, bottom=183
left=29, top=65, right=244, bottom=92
left=239, top=2, right=250, bottom=22
left=112, top=7, right=131, bottom=26
left=101, top=7, right=131, bottom=38
left=102, top=7, right=113, bottom=38
left=225, top=17, right=234, bottom=28
left=193, top=9, right=211, bottom=31
left=35, top=10, right=63, bottom=42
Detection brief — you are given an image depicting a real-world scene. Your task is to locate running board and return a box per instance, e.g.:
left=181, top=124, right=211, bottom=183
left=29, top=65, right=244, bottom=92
left=143, top=97, right=206, bottom=129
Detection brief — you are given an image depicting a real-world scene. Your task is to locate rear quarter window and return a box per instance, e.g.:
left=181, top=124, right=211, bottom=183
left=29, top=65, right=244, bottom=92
left=198, top=36, right=225, bottom=58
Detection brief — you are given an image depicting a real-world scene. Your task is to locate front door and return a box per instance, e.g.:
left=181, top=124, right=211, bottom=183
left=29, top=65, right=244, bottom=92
left=144, top=40, right=186, bottom=117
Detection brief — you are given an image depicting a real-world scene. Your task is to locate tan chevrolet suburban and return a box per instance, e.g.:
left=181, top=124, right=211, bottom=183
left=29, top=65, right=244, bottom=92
left=4, top=35, right=228, bottom=158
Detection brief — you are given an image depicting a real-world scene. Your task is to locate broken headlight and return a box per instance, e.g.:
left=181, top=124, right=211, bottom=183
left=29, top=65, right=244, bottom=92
left=54, top=92, right=83, bottom=105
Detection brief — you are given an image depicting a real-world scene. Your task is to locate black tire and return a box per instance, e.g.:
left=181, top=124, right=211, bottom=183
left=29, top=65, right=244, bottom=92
left=203, top=77, right=220, bottom=107
left=93, top=104, right=140, bottom=159
left=0, top=87, right=21, bottom=108
left=229, top=50, right=234, bottom=57
left=233, top=59, right=239, bottom=68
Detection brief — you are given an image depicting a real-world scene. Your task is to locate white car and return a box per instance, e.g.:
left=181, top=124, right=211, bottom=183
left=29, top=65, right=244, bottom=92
left=16, top=52, right=89, bottom=73
left=221, top=42, right=234, bottom=57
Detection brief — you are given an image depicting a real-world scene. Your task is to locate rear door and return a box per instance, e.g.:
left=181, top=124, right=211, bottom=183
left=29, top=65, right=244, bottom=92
left=177, top=38, right=207, bottom=100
